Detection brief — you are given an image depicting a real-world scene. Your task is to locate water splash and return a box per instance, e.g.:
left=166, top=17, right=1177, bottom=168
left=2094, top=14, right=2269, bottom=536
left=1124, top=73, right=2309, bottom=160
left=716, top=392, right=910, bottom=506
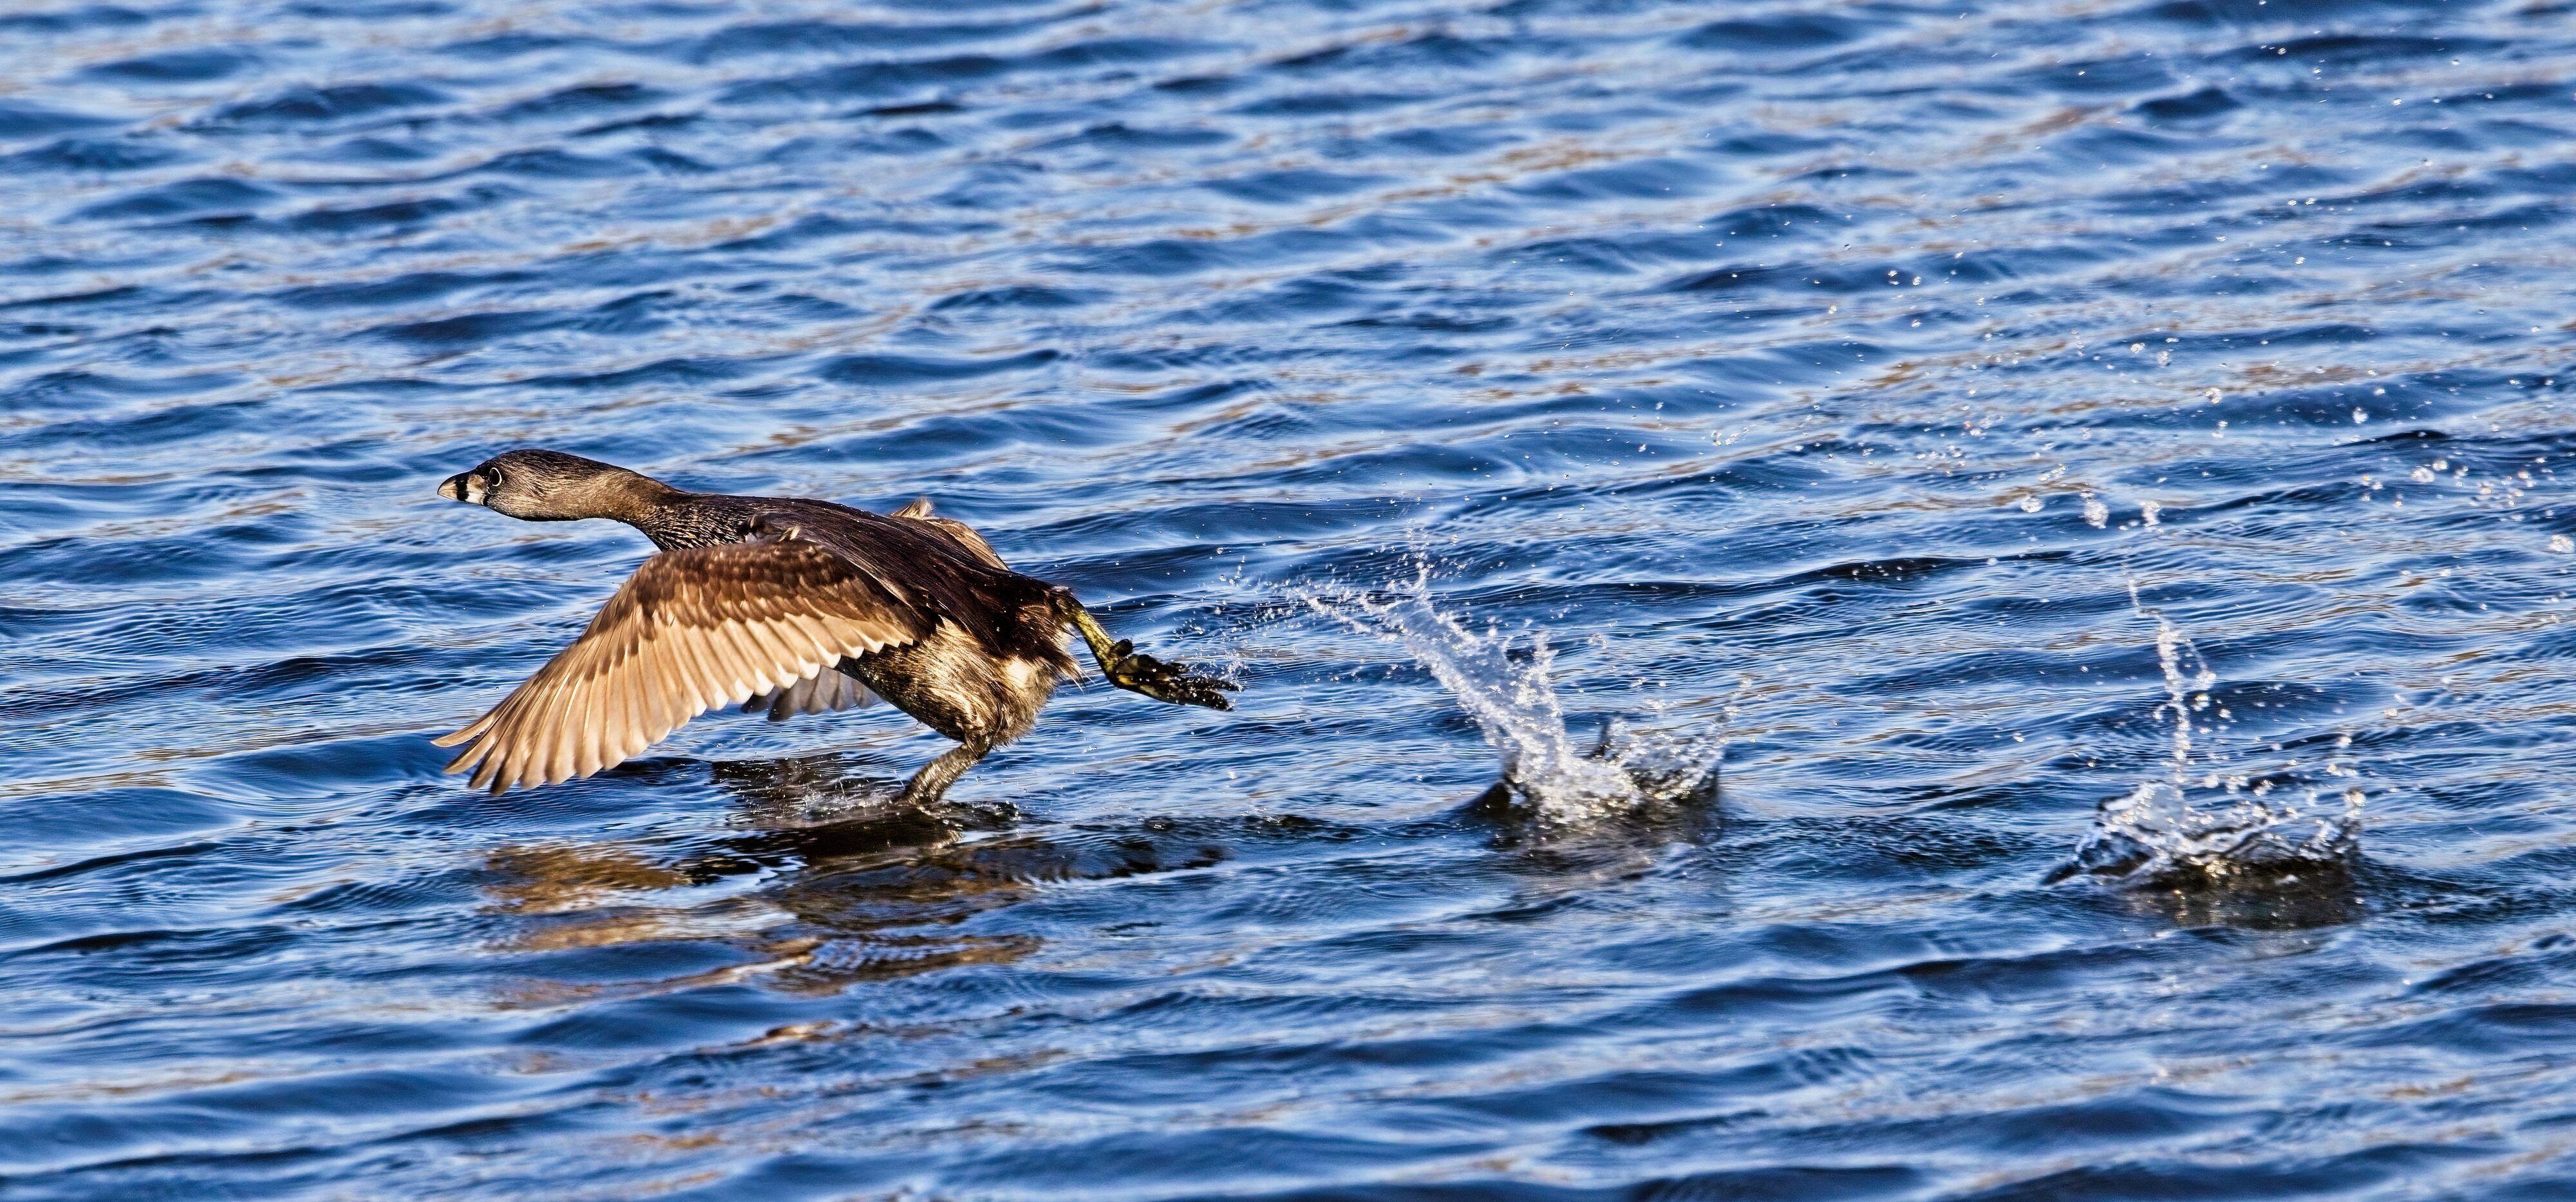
left=1309, top=569, right=1722, bottom=823
left=2054, top=778, right=2364, bottom=886
left=2052, top=585, right=2364, bottom=885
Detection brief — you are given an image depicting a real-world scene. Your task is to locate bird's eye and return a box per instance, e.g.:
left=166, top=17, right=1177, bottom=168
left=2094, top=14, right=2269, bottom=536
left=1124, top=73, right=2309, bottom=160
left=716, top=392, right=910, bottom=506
left=486, top=467, right=505, bottom=485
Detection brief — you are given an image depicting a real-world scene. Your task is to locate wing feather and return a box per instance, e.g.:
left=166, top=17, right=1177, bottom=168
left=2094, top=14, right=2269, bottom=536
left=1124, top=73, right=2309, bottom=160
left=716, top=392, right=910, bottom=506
left=627, top=634, right=672, bottom=749
left=750, top=625, right=806, bottom=693
left=604, top=656, right=638, bottom=765
left=746, top=621, right=802, bottom=691
left=708, top=623, right=758, bottom=696
left=663, top=625, right=717, bottom=716
left=524, top=658, right=571, bottom=788
left=535, top=643, right=596, bottom=785
left=710, top=622, right=761, bottom=698
left=743, top=621, right=808, bottom=690
left=555, top=648, right=597, bottom=784
left=706, top=624, right=755, bottom=708
left=507, top=680, right=549, bottom=791
left=792, top=615, right=849, bottom=664
left=576, top=646, right=613, bottom=778
left=507, top=664, right=560, bottom=790
left=639, top=630, right=688, bottom=740
left=698, top=626, right=746, bottom=711
left=779, top=613, right=833, bottom=658
left=815, top=669, right=871, bottom=713
left=437, top=542, right=925, bottom=793
left=744, top=659, right=879, bottom=722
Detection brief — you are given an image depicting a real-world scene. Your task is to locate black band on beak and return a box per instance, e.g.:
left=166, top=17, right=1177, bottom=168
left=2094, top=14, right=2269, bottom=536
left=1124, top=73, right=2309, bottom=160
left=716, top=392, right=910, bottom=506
left=438, top=471, right=484, bottom=504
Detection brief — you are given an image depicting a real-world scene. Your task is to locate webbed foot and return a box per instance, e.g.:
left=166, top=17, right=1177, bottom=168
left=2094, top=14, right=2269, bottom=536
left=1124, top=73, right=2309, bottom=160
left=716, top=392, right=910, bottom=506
left=1103, top=639, right=1239, bottom=710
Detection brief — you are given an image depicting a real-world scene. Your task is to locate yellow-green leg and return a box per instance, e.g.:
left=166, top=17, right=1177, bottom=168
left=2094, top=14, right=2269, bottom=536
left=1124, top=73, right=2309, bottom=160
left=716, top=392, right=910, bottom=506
left=1051, top=590, right=1238, bottom=710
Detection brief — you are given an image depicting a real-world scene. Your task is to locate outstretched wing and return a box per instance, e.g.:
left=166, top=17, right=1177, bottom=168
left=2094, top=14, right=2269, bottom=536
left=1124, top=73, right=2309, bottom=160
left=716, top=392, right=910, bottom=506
left=434, top=543, right=925, bottom=794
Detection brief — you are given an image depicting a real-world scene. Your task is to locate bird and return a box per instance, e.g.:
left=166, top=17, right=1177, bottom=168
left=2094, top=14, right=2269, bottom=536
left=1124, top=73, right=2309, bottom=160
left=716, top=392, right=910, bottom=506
left=430, top=449, right=1236, bottom=802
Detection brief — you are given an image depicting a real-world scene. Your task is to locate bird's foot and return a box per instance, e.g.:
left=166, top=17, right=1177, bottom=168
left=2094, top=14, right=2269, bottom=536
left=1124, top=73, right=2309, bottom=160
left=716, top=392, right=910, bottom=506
left=1103, top=640, right=1238, bottom=710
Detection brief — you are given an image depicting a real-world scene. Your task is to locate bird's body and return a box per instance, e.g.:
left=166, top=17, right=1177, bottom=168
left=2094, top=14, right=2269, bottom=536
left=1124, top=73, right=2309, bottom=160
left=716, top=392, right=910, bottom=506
left=617, top=489, right=1078, bottom=744
left=431, top=450, right=1234, bottom=801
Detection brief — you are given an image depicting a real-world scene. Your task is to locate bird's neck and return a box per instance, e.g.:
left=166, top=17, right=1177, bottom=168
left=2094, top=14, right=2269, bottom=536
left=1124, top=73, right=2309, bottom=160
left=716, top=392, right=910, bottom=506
left=585, top=474, right=694, bottom=542
left=610, top=482, right=755, bottom=551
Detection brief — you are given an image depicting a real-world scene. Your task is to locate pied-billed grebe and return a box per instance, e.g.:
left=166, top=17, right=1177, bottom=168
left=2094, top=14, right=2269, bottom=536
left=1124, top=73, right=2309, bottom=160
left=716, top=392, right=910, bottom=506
left=431, top=449, right=1235, bottom=801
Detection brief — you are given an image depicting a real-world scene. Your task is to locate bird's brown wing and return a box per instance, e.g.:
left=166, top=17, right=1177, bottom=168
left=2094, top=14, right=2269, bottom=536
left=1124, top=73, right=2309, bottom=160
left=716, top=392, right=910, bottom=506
left=433, top=542, right=925, bottom=794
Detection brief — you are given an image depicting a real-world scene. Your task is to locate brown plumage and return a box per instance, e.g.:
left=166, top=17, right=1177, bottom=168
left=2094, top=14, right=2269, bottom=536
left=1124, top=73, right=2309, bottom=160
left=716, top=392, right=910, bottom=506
left=431, top=449, right=1235, bottom=802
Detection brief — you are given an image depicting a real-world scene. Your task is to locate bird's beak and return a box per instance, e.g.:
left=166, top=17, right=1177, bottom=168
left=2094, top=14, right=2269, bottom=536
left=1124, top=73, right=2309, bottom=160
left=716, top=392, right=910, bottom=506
left=439, top=471, right=488, bottom=505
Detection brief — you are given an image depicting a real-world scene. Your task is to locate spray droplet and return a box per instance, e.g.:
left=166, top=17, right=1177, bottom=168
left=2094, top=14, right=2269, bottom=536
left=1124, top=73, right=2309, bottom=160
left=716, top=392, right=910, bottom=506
left=2083, top=494, right=2108, bottom=528
left=2141, top=500, right=2163, bottom=527
left=2550, top=534, right=2572, bottom=553
left=2019, top=494, right=2043, bottom=513
left=2353, top=407, right=2369, bottom=424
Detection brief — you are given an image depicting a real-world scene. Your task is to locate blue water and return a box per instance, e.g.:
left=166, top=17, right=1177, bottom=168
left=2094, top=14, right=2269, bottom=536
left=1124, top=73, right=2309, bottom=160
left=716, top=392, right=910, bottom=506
left=9, top=0, right=2576, bottom=1196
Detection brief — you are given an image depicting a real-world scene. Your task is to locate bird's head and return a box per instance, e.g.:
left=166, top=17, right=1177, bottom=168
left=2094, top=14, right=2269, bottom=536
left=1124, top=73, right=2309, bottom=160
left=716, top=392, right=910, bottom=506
left=438, top=449, right=665, bottom=521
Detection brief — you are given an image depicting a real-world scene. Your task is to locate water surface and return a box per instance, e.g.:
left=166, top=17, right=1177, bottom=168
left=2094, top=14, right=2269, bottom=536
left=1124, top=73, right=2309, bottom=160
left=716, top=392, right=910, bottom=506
left=8, top=0, right=2576, bottom=1197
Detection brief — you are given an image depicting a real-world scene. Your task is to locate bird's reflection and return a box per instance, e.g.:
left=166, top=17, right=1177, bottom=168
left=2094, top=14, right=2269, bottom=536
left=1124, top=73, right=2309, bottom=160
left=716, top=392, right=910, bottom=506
left=480, top=740, right=1727, bottom=1005
left=480, top=752, right=1231, bottom=1001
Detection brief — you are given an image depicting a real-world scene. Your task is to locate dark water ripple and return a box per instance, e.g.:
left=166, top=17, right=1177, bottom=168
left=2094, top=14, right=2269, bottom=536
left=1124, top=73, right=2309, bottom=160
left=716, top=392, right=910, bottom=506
left=9, top=0, right=2576, bottom=1196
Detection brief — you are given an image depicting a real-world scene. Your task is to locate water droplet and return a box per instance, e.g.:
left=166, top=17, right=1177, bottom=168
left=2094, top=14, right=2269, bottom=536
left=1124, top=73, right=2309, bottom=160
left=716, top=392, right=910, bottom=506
left=2549, top=534, right=2571, bottom=553
left=2141, top=500, right=2163, bottom=526
left=2083, top=495, right=2108, bottom=527
left=2019, top=494, right=2043, bottom=512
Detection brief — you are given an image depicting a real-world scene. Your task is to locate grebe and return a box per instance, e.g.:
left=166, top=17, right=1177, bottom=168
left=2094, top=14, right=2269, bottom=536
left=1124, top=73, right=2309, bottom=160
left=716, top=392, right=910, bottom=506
left=431, top=449, right=1235, bottom=801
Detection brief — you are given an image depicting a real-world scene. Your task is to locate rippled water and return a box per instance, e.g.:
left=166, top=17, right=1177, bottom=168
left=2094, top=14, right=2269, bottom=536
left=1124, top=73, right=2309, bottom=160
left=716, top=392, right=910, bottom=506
left=10, top=0, right=2576, bottom=1196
